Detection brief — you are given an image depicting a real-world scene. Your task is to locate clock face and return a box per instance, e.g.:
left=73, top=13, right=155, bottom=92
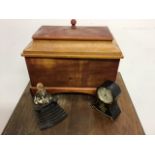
left=97, top=87, right=113, bottom=104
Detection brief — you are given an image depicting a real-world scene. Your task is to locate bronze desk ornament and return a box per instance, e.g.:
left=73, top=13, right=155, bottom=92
left=33, top=83, right=67, bottom=130
left=34, top=83, right=53, bottom=105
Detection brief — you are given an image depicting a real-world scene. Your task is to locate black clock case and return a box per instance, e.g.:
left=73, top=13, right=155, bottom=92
left=95, top=81, right=121, bottom=120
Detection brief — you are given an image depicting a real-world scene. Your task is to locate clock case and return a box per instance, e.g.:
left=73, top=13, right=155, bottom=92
left=95, top=81, right=121, bottom=120
left=22, top=21, right=123, bottom=96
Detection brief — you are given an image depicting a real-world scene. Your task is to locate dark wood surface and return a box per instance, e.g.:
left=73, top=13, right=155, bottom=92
left=2, top=73, right=144, bottom=135
left=32, top=26, right=113, bottom=41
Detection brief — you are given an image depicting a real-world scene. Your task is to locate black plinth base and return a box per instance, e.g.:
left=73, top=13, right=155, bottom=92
left=34, top=102, right=67, bottom=130
left=92, top=101, right=121, bottom=120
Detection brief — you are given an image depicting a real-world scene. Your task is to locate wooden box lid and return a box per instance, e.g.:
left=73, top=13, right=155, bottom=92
left=22, top=20, right=123, bottom=59
left=32, top=21, right=113, bottom=41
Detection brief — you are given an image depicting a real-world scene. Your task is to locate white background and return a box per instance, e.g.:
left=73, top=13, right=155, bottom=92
left=0, top=19, right=155, bottom=134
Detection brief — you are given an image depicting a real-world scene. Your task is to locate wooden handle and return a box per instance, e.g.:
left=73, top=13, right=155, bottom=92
left=71, top=19, right=77, bottom=29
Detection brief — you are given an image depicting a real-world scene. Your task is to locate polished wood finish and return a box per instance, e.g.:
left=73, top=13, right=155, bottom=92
left=22, top=40, right=123, bottom=59
left=32, top=25, right=113, bottom=41
left=22, top=23, right=123, bottom=98
left=30, top=86, right=97, bottom=96
left=2, top=73, right=145, bottom=135
left=26, top=58, right=119, bottom=89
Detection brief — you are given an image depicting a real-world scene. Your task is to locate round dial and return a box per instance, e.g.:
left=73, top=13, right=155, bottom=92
left=97, top=87, right=113, bottom=104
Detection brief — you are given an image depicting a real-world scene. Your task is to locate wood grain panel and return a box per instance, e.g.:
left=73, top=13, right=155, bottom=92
left=26, top=58, right=119, bottom=88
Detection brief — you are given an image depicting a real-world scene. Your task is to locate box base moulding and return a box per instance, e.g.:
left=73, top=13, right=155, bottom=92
left=30, top=86, right=97, bottom=96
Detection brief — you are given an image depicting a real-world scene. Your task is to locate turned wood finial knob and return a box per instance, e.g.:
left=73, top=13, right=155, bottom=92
left=71, top=19, right=77, bottom=29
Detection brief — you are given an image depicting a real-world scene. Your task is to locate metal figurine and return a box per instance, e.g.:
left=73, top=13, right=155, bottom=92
left=33, top=83, right=67, bottom=130
left=34, top=82, right=54, bottom=105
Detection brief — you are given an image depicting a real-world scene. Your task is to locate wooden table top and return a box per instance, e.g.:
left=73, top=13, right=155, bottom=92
left=2, top=73, right=144, bottom=135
